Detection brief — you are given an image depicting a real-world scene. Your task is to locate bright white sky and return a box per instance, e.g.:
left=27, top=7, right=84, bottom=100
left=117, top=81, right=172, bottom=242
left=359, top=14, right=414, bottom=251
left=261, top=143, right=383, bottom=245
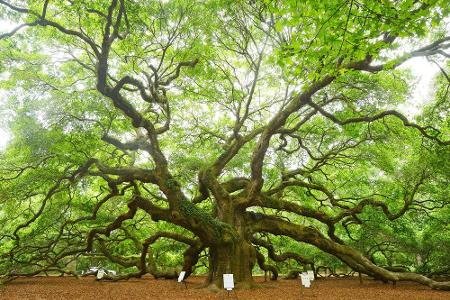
left=0, top=21, right=443, bottom=151
left=0, top=128, right=10, bottom=150
left=399, top=57, right=440, bottom=115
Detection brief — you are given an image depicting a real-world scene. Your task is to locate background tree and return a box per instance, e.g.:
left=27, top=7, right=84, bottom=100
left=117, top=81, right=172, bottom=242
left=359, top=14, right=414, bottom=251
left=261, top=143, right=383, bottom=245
left=0, top=0, right=449, bottom=290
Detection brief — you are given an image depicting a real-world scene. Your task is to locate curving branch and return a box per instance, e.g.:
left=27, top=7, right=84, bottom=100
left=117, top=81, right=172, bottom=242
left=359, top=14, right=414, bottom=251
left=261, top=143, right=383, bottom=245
left=251, top=236, right=314, bottom=271
left=308, top=101, right=449, bottom=145
left=255, top=250, right=278, bottom=280
left=248, top=213, right=450, bottom=290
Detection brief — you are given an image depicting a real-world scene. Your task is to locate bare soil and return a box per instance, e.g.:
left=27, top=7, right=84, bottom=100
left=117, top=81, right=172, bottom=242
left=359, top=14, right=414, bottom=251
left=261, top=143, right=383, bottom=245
left=1, top=275, right=449, bottom=300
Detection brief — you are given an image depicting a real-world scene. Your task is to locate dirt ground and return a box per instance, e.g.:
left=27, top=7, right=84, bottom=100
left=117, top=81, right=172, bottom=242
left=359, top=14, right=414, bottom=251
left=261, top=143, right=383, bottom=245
left=0, top=275, right=449, bottom=300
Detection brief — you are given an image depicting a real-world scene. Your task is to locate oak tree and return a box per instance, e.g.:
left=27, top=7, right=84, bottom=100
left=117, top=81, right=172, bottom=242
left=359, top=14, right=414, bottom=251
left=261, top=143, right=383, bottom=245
left=0, top=0, right=449, bottom=290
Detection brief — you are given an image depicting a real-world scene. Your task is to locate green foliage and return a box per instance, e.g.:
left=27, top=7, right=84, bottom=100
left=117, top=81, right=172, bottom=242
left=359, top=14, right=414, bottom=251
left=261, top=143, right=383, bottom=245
left=0, top=0, right=448, bottom=281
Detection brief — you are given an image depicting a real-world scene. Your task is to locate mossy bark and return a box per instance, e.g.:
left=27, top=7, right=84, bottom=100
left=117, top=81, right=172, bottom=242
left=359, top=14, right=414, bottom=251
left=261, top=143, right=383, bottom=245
left=207, top=239, right=256, bottom=289
left=204, top=202, right=257, bottom=289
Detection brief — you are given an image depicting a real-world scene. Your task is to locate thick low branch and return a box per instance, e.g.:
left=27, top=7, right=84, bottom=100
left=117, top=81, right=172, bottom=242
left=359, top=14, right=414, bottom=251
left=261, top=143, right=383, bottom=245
left=255, top=250, right=278, bottom=280
left=248, top=213, right=450, bottom=290
left=251, top=236, right=314, bottom=268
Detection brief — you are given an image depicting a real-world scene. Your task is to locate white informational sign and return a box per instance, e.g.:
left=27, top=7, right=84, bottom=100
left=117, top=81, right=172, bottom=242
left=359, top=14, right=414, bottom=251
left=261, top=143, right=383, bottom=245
left=223, top=274, right=234, bottom=290
left=178, top=271, right=186, bottom=283
left=300, top=273, right=311, bottom=288
left=97, top=269, right=105, bottom=279
left=307, top=270, right=314, bottom=281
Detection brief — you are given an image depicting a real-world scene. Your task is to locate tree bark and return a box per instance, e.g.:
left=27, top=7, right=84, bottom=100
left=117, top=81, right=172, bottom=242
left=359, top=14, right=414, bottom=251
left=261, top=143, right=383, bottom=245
left=207, top=239, right=256, bottom=289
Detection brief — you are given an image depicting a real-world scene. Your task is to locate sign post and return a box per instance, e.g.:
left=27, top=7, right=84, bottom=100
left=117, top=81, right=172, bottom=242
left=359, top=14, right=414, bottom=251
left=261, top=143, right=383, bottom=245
left=223, top=274, right=237, bottom=299
left=300, top=272, right=311, bottom=288
left=307, top=270, right=315, bottom=281
left=300, top=272, right=311, bottom=297
left=96, top=269, right=105, bottom=280
left=177, top=271, right=187, bottom=289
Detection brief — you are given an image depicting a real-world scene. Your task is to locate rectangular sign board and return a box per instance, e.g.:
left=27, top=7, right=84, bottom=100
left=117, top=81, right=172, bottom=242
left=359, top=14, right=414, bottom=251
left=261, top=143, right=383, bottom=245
left=178, top=271, right=186, bottom=283
left=300, top=273, right=311, bottom=288
left=97, top=269, right=105, bottom=279
left=307, top=270, right=314, bottom=280
left=223, top=274, right=234, bottom=290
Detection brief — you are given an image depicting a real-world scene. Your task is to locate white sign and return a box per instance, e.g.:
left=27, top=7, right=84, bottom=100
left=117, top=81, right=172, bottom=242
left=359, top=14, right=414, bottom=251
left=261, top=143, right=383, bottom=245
left=223, top=274, right=234, bottom=290
left=97, top=269, right=105, bottom=279
left=178, top=271, right=186, bottom=283
left=307, top=270, right=314, bottom=281
left=300, top=273, right=311, bottom=288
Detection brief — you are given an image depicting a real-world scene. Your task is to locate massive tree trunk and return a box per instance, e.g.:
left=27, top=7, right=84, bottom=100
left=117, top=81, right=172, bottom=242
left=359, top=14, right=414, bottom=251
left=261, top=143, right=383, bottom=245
left=204, top=199, right=257, bottom=289
left=207, top=239, right=256, bottom=289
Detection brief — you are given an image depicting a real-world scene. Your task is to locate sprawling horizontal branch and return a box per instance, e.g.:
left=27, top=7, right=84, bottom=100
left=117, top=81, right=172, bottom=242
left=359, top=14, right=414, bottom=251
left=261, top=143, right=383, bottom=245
left=248, top=213, right=450, bottom=290
left=358, top=36, right=450, bottom=73
left=133, top=195, right=232, bottom=244
left=251, top=236, right=313, bottom=267
left=11, top=159, right=97, bottom=242
left=101, top=135, right=152, bottom=153
left=86, top=198, right=139, bottom=252
left=0, top=20, right=39, bottom=40
left=0, top=155, right=55, bottom=182
left=144, top=231, right=198, bottom=247
left=309, top=102, right=449, bottom=145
